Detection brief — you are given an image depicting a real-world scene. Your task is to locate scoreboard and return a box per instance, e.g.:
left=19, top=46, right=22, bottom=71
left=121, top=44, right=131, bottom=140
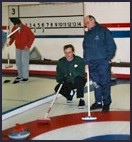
left=8, top=3, right=84, bottom=36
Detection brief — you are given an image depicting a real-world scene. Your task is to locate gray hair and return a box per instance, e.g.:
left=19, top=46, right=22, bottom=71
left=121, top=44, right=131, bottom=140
left=88, top=15, right=96, bottom=22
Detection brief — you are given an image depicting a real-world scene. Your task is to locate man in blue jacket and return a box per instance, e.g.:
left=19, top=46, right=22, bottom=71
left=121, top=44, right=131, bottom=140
left=83, top=15, right=116, bottom=112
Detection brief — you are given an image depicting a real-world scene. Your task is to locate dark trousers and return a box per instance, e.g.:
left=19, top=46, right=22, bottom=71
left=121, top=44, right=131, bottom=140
left=87, top=59, right=111, bottom=105
left=55, top=76, right=86, bottom=99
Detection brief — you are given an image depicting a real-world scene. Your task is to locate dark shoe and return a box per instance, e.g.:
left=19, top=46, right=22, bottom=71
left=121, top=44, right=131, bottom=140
left=21, top=78, right=29, bottom=82
left=102, top=104, right=110, bottom=113
left=13, top=80, right=20, bottom=84
left=90, top=103, right=102, bottom=110
left=78, top=99, right=85, bottom=109
left=13, top=77, right=22, bottom=84
left=16, top=77, right=23, bottom=81
left=3, top=80, right=11, bottom=83
left=67, top=90, right=75, bottom=103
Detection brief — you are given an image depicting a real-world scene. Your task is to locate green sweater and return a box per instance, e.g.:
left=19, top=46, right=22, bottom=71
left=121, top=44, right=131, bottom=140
left=56, top=55, right=85, bottom=84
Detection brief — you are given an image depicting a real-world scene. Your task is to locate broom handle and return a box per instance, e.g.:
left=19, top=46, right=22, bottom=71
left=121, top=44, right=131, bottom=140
left=44, top=83, right=63, bottom=118
left=6, top=27, right=20, bottom=64
left=7, top=27, right=20, bottom=38
left=86, top=65, right=91, bottom=117
left=7, top=53, right=10, bottom=65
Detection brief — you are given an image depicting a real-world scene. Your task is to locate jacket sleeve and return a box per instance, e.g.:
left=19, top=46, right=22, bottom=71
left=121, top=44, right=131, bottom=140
left=105, top=29, right=116, bottom=61
left=83, top=32, right=87, bottom=50
left=26, top=27, right=35, bottom=48
left=82, top=32, right=88, bottom=64
left=56, top=61, right=64, bottom=83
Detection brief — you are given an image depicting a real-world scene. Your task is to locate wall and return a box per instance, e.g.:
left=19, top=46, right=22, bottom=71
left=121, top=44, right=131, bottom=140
left=2, top=2, right=84, bottom=60
left=2, top=2, right=130, bottom=77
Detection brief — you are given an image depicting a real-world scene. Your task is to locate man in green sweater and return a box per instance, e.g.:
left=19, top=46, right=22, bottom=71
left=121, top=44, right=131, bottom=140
left=55, top=44, right=86, bottom=109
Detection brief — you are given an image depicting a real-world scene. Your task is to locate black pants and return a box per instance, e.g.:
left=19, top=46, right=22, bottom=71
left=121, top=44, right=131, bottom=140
left=55, top=76, right=86, bottom=99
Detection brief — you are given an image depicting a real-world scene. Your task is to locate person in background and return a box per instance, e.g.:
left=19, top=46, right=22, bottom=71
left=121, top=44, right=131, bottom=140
left=83, top=15, right=116, bottom=112
left=7, top=18, right=35, bottom=84
left=55, top=44, right=86, bottom=109
left=2, top=30, right=7, bottom=48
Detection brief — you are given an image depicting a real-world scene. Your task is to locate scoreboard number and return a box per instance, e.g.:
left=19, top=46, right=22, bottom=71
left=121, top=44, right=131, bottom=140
left=9, top=6, right=19, bottom=17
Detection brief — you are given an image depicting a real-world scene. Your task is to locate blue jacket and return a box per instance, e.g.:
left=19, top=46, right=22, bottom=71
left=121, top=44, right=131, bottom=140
left=83, top=23, right=116, bottom=64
